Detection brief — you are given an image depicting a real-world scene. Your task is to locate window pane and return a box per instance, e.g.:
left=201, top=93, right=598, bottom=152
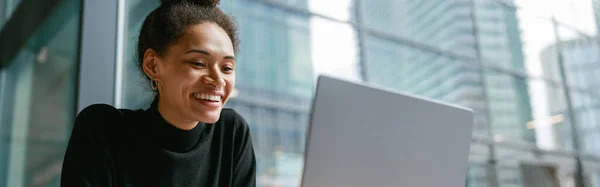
left=474, top=1, right=530, bottom=73
left=308, top=0, right=353, bottom=21
left=484, top=71, right=535, bottom=146
left=229, top=0, right=355, bottom=22
left=582, top=166, right=600, bottom=187
left=554, top=26, right=600, bottom=90
left=571, top=90, right=600, bottom=156
left=120, top=0, right=159, bottom=109
left=513, top=0, right=554, bottom=19
left=518, top=17, right=561, bottom=83
left=550, top=0, right=597, bottom=37
left=528, top=80, right=575, bottom=151
left=496, top=155, right=525, bottom=187
left=468, top=140, right=491, bottom=187
left=364, top=33, right=488, bottom=135
left=361, top=0, right=477, bottom=58
left=520, top=164, right=564, bottom=187
left=0, top=0, right=23, bottom=29
left=0, top=0, right=81, bottom=186
left=223, top=0, right=308, bottom=10
left=495, top=146, right=576, bottom=187
left=466, top=163, right=490, bottom=187
left=311, top=17, right=361, bottom=81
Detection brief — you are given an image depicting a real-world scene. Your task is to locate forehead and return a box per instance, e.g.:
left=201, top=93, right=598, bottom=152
left=173, top=22, right=234, bottom=55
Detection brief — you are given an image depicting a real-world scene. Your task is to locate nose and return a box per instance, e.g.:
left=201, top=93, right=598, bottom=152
left=202, top=69, right=225, bottom=90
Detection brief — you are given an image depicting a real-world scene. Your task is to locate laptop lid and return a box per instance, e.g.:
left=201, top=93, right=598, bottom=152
left=301, top=75, right=474, bottom=187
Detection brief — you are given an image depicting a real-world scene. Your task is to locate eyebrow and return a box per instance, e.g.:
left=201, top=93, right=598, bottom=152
left=185, top=49, right=236, bottom=61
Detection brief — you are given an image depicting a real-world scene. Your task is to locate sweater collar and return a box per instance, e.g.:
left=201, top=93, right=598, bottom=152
left=145, top=97, right=205, bottom=152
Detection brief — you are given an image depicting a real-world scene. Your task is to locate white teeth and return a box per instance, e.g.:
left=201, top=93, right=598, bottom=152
left=194, top=93, right=221, bottom=102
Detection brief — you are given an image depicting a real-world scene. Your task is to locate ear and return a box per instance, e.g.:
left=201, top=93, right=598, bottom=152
left=142, top=49, right=161, bottom=80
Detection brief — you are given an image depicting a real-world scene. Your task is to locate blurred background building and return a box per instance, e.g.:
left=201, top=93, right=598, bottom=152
left=1, top=0, right=600, bottom=186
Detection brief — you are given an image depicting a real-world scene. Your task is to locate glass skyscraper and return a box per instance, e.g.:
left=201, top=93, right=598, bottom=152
left=361, top=0, right=535, bottom=144
left=359, top=0, right=579, bottom=186
left=541, top=37, right=600, bottom=156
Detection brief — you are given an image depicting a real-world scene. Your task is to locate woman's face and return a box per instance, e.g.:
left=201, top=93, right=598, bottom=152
left=146, top=22, right=236, bottom=124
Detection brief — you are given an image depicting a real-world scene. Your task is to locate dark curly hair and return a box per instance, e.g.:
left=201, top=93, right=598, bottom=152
left=137, top=0, right=239, bottom=80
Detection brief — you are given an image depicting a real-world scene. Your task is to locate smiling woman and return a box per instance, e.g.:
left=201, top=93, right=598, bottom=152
left=60, top=0, right=256, bottom=186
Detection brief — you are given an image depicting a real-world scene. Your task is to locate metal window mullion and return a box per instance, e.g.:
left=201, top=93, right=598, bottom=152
left=114, top=0, right=126, bottom=108
left=470, top=0, right=500, bottom=187
left=77, top=0, right=119, bottom=112
left=552, top=17, right=587, bottom=187
left=353, top=0, right=368, bottom=82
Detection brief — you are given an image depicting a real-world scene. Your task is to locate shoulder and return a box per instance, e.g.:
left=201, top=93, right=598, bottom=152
left=220, top=108, right=245, bottom=120
left=219, top=108, right=251, bottom=135
left=219, top=108, right=249, bottom=128
left=219, top=108, right=254, bottom=155
left=74, top=104, right=136, bottom=132
left=76, top=104, right=128, bottom=122
left=78, top=104, right=123, bottom=116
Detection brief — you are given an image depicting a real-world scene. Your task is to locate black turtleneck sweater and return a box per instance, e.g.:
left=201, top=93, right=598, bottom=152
left=60, top=99, right=256, bottom=187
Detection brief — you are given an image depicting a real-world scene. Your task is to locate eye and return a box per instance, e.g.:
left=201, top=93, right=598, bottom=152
left=190, top=61, right=206, bottom=67
left=222, top=66, right=235, bottom=72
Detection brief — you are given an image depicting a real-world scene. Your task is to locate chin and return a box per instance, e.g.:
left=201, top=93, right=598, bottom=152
left=195, top=109, right=222, bottom=123
left=202, top=117, right=219, bottom=124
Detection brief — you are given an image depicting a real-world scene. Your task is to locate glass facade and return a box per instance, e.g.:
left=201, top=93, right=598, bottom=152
left=0, top=0, right=600, bottom=186
left=0, top=0, right=22, bottom=29
left=0, top=0, right=81, bottom=186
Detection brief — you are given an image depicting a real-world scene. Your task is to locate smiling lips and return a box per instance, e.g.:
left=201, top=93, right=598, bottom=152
left=193, top=93, right=222, bottom=102
left=192, top=92, right=223, bottom=109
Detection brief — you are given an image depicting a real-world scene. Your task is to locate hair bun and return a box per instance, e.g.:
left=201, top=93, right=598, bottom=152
left=192, top=0, right=220, bottom=7
left=160, top=0, right=220, bottom=7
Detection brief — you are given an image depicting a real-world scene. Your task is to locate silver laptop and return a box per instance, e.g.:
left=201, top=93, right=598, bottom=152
left=301, top=75, right=474, bottom=187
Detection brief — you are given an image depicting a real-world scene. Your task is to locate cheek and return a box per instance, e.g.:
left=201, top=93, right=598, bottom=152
left=223, top=76, right=235, bottom=98
left=182, top=70, right=205, bottom=90
left=229, top=74, right=236, bottom=87
left=165, top=67, right=200, bottom=92
left=226, top=75, right=235, bottom=89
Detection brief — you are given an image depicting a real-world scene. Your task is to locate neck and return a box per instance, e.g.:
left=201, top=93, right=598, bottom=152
left=157, top=97, right=198, bottom=130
